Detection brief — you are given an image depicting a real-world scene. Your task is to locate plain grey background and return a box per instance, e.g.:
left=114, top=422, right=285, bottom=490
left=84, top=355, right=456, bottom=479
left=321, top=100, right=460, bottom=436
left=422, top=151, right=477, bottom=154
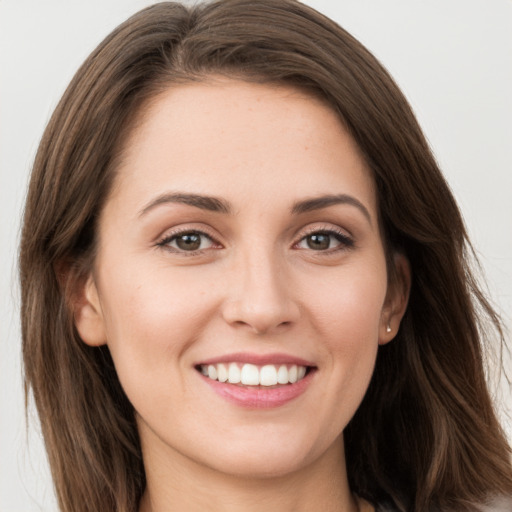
left=1, top=1, right=511, bottom=510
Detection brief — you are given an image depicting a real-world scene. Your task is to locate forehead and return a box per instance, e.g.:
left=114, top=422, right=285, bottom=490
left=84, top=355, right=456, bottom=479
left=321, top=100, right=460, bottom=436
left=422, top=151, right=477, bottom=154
left=108, top=79, right=377, bottom=221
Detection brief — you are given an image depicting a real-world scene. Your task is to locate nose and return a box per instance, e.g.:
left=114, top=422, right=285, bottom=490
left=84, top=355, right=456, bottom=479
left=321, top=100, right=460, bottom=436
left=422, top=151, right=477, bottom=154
left=221, top=251, right=300, bottom=335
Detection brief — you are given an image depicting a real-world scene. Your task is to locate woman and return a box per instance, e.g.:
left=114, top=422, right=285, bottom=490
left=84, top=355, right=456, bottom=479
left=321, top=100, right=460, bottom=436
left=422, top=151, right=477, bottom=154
left=19, top=1, right=512, bottom=511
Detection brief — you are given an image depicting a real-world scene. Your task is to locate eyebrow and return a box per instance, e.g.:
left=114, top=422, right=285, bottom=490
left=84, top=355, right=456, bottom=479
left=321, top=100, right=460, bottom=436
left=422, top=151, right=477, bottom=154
left=291, top=194, right=372, bottom=224
left=139, top=192, right=231, bottom=217
left=139, top=191, right=371, bottom=224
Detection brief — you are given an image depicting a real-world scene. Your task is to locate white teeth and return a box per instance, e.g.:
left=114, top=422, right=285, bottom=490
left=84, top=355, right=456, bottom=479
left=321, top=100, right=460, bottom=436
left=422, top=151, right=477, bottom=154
left=277, top=364, right=289, bottom=384
left=241, top=364, right=259, bottom=385
left=228, top=363, right=241, bottom=384
left=207, top=365, right=217, bottom=380
left=217, top=363, right=228, bottom=382
left=199, top=362, right=309, bottom=386
left=289, top=365, right=298, bottom=383
left=260, top=365, right=278, bottom=386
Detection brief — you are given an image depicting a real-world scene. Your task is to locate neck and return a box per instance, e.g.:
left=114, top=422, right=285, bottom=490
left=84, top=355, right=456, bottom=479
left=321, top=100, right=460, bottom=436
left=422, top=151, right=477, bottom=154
left=138, top=433, right=357, bottom=512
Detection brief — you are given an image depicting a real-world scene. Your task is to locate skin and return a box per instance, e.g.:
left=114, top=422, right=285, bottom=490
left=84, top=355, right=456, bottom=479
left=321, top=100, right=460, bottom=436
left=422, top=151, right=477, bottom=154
left=75, top=79, right=409, bottom=512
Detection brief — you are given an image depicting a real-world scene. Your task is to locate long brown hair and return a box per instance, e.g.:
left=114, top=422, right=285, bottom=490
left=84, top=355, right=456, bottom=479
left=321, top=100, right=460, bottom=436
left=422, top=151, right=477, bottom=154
left=20, top=1, right=512, bottom=511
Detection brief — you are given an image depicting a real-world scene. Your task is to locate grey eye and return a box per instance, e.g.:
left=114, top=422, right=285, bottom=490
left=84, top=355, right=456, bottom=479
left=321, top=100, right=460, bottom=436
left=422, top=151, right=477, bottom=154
left=175, top=233, right=203, bottom=251
left=305, top=233, right=332, bottom=250
left=296, top=230, right=354, bottom=252
left=161, top=231, right=215, bottom=252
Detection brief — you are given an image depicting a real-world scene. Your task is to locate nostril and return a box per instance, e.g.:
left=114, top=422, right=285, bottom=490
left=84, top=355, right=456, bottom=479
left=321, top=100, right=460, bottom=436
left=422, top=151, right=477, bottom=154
left=221, top=284, right=300, bottom=334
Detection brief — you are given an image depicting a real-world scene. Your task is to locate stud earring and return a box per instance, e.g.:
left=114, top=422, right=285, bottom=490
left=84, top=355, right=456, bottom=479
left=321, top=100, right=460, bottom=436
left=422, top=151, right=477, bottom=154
left=386, top=324, right=392, bottom=333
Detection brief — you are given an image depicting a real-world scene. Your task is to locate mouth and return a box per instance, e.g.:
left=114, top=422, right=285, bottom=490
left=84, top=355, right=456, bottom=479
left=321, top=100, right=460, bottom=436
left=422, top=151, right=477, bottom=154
left=195, top=362, right=313, bottom=387
left=194, top=353, right=317, bottom=408
left=194, top=353, right=318, bottom=408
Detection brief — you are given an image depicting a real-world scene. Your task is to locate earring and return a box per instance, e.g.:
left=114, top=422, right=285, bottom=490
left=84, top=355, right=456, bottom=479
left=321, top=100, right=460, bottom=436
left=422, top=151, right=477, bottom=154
left=386, top=324, right=392, bottom=333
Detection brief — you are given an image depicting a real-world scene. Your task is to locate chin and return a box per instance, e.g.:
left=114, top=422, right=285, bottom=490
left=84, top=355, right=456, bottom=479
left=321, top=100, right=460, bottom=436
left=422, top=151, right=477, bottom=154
left=192, top=429, right=342, bottom=481
left=208, top=451, right=312, bottom=480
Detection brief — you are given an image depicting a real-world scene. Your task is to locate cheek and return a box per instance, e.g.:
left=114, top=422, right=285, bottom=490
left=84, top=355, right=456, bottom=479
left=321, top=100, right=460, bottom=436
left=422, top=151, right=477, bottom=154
left=96, top=260, right=219, bottom=380
left=308, top=261, right=387, bottom=344
left=304, top=260, right=387, bottom=394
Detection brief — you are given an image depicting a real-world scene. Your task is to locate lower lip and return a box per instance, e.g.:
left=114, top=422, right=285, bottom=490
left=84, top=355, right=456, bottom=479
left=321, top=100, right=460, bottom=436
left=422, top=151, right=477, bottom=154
left=199, top=370, right=315, bottom=409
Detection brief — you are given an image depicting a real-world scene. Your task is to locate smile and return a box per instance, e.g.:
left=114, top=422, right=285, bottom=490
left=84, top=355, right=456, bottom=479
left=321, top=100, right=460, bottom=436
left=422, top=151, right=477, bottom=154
left=196, top=356, right=316, bottom=408
left=198, top=363, right=308, bottom=386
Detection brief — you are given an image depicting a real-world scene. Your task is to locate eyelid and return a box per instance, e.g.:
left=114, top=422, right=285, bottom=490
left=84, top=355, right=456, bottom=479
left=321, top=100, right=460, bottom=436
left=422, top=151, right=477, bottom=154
left=156, top=226, right=223, bottom=254
left=154, top=223, right=354, bottom=255
left=293, top=224, right=355, bottom=251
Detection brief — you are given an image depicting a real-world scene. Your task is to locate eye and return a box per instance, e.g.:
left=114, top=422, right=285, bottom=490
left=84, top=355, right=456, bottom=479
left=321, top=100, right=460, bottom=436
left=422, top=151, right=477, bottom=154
left=157, top=230, right=217, bottom=252
left=296, top=230, right=353, bottom=251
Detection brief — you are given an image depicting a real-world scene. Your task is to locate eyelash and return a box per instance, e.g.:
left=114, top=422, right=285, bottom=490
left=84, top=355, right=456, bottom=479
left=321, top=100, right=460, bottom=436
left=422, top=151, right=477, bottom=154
left=293, top=226, right=354, bottom=253
left=156, top=229, right=220, bottom=255
left=156, top=226, right=354, bottom=255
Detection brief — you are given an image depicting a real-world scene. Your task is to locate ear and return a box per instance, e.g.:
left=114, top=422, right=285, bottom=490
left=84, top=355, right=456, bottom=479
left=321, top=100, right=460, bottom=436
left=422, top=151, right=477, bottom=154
left=379, top=253, right=411, bottom=345
left=72, top=272, right=107, bottom=347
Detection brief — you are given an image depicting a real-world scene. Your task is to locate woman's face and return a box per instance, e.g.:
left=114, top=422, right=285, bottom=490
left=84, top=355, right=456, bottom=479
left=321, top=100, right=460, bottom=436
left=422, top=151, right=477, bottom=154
left=76, top=80, right=406, bottom=479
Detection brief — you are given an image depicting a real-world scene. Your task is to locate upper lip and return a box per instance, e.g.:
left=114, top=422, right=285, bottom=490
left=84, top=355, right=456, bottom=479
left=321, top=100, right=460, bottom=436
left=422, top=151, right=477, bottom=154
left=196, top=352, right=316, bottom=367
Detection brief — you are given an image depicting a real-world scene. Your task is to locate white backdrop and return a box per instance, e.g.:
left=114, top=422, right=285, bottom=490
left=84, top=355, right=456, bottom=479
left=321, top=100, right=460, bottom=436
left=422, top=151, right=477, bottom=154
left=1, top=1, right=511, bottom=510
